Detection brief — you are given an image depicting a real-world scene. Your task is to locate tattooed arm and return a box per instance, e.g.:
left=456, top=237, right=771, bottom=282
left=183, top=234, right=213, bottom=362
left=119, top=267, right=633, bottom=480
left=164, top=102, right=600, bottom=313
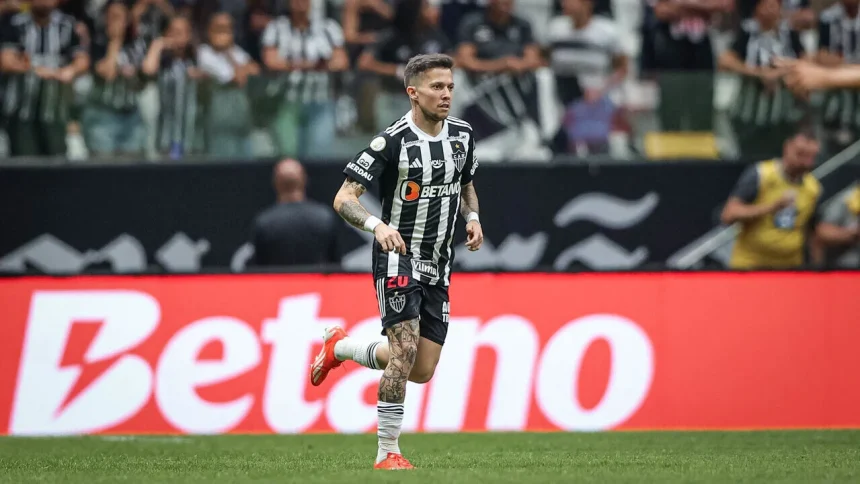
left=333, top=176, right=407, bottom=254
left=460, top=181, right=480, bottom=219
left=333, top=177, right=371, bottom=230
left=460, top=182, right=484, bottom=251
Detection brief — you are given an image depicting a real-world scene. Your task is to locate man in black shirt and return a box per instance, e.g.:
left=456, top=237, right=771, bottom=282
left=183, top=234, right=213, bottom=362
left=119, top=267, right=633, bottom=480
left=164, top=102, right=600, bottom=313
left=454, top=0, right=542, bottom=139
left=358, top=0, right=451, bottom=132
left=248, top=158, right=343, bottom=268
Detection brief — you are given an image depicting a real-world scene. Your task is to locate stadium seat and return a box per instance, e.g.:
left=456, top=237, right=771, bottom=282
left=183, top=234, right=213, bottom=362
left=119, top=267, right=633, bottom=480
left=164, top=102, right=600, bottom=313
left=643, top=131, right=719, bottom=159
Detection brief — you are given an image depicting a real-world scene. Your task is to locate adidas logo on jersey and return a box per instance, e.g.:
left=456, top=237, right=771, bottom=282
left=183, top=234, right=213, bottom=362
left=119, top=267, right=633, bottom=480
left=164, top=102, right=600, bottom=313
left=410, top=159, right=422, bottom=168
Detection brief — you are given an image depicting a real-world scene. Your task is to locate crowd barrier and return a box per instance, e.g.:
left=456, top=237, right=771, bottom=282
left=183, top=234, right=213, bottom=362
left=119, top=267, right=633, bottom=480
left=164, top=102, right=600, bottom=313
left=1, top=271, right=858, bottom=436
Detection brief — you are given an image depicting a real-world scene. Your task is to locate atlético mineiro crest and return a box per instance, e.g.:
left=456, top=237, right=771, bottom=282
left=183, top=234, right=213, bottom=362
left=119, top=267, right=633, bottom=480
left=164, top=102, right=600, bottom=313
left=388, top=293, right=406, bottom=313
left=451, top=140, right=467, bottom=172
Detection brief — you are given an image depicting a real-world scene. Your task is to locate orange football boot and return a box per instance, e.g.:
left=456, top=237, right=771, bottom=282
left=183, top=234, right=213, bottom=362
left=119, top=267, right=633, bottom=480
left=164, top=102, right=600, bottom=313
left=373, top=453, right=415, bottom=470
left=309, top=326, right=347, bottom=386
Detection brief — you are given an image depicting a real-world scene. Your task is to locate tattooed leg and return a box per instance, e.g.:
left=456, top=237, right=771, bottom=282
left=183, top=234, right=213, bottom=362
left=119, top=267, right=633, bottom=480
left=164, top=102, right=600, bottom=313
left=379, top=318, right=420, bottom=403
left=376, top=318, right=420, bottom=462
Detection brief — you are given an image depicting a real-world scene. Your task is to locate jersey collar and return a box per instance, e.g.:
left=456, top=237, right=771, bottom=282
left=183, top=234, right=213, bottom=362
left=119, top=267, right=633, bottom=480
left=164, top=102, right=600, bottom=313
left=405, top=110, right=449, bottom=142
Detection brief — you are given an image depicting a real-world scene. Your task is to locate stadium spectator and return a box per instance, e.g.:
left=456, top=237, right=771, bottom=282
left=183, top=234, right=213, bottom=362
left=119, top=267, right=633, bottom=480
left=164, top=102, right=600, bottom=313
left=359, top=0, right=450, bottom=132
left=738, top=0, right=814, bottom=30
left=813, top=181, right=860, bottom=267
left=720, top=0, right=808, bottom=158
left=341, top=0, right=394, bottom=133
left=647, top=0, right=732, bottom=132
left=240, top=0, right=274, bottom=62
left=544, top=0, right=627, bottom=155
left=141, top=15, right=202, bottom=159
left=553, top=0, right=613, bottom=17
left=261, top=0, right=348, bottom=158
left=455, top=0, right=542, bottom=140
left=342, top=0, right=394, bottom=63
left=440, top=0, right=485, bottom=43
left=131, top=0, right=174, bottom=43
left=248, top=158, right=343, bottom=268
left=817, top=0, right=860, bottom=155
left=197, top=11, right=258, bottom=157
left=0, top=0, right=89, bottom=157
left=83, top=0, right=148, bottom=158
left=720, top=124, right=823, bottom=269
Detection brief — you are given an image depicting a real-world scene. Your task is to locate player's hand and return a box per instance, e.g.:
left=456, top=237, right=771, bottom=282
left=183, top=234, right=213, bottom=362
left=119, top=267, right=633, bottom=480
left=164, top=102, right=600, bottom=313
left=374, top=223, right=407, bottom=255
left=465, top=220, right=483, bottom=251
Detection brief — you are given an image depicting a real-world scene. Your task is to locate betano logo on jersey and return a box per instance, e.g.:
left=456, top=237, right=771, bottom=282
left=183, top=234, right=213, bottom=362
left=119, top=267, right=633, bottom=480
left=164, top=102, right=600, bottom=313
left=400, top=181, right=461, bottom=202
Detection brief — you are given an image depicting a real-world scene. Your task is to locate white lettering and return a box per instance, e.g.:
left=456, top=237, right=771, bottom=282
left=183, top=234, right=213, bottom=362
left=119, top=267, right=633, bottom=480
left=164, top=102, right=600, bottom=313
left=155, top=317, right=260, bottom=433
left=536, top=314, right=654, bottom=431
left=11, top=291, right=159, bottom=435
left=261, top=294, right=343, bottom=433
left=423, top=315, right=538, bottom=431
left=347, top=163, right=373, bottom=181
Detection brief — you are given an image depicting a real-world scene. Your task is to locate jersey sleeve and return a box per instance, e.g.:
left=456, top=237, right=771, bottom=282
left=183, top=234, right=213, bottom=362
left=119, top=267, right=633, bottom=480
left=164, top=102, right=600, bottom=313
left=1, top=17, right=21, bottom=51
left=730, top=165, right=759, bottom=203
left=789, top=30, right=805, bottom=58
left=460, top=133, right=478, bottom=185
left=61, top=21, right=85, bottom=59
left=343, top=132, right=398, bottom=190
left=818, top=17, right=833, bottom=52
left=730, top=28, right=751, bottom=58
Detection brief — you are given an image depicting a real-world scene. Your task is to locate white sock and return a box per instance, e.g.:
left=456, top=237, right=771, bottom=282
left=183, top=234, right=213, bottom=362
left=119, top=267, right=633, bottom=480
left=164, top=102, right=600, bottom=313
left=334, top=338, right=383, bottom=370
left=376, top=401, right=404, bottom=463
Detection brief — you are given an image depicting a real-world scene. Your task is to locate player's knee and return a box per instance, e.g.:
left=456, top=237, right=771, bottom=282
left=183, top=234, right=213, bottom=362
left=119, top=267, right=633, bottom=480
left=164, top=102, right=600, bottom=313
left=409, top=366, right=435, bottom=384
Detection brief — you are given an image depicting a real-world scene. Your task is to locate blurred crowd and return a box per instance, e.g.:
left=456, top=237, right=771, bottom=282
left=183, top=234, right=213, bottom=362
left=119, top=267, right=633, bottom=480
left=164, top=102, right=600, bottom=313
left=1, top=0, right=860, bottom=162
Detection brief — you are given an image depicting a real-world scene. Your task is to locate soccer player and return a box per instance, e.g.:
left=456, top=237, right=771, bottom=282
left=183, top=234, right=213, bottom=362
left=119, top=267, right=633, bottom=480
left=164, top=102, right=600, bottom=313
left=316, top=53, right=483, bottom=470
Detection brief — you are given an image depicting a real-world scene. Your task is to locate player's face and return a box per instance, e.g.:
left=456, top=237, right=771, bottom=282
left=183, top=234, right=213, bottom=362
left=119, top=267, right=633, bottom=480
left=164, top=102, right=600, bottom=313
left=784, top=134, right=819, bottom=173
left=31, top=0, right=57, bottom=17
left=563, top=0, right=591, bottom=18
left=166, top=17, right=192, bottom=50
left=755, top=0, right=780, bottom=24
left=412, top=68, right=454, bottom=123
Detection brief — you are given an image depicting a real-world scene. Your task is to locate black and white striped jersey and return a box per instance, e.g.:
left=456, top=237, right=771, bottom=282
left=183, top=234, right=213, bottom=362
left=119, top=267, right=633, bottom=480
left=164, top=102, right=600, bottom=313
left=728, top=20, right=807, bottom=127
left=343, top=112, right=478, bottom=286
left=819, top=3, right=860, bottom=129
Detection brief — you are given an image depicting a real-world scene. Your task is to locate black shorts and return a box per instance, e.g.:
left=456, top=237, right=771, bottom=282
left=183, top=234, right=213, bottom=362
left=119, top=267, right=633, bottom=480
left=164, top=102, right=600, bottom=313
left=374, top=274, right=450, bottom=346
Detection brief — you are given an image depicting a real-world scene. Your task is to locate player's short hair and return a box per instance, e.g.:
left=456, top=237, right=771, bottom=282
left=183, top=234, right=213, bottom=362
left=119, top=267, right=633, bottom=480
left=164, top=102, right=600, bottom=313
left=403, top=54, right=455, bottom=88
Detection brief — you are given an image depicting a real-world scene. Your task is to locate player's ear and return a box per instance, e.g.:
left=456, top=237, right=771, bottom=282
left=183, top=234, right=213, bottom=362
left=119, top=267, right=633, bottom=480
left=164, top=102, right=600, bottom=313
left=406, top=85, right=418, bottom=101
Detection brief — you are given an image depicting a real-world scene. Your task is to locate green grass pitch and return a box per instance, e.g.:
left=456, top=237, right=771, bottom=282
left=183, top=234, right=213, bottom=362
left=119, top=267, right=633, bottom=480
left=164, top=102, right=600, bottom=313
left=1, top=430, right=858, bottom=483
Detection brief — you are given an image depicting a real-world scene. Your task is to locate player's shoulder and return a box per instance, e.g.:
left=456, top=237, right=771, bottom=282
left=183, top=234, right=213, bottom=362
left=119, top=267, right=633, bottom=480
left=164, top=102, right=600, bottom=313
left=446, top=116, right=473, bottom=132
left=802, top=172, right=822, bottom=195
left=511, top=14, right=533, bottom=31
left=546, top=15, right=571, bottom=38
left=8, top=11, right=31, bottom=27
left=590, top=16, right=619, bottom=37
left=381, top=114, right=411, bottom=139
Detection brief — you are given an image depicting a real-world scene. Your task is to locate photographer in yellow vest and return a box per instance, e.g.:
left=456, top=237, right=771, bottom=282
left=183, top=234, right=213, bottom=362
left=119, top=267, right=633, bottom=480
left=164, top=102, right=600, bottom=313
left=721, top=125, right=823, bottom=269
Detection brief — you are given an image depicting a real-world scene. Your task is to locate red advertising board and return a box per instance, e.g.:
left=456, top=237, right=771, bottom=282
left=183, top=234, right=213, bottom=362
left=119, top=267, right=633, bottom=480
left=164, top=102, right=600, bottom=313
left=1, top=272, right=858, bottom=436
